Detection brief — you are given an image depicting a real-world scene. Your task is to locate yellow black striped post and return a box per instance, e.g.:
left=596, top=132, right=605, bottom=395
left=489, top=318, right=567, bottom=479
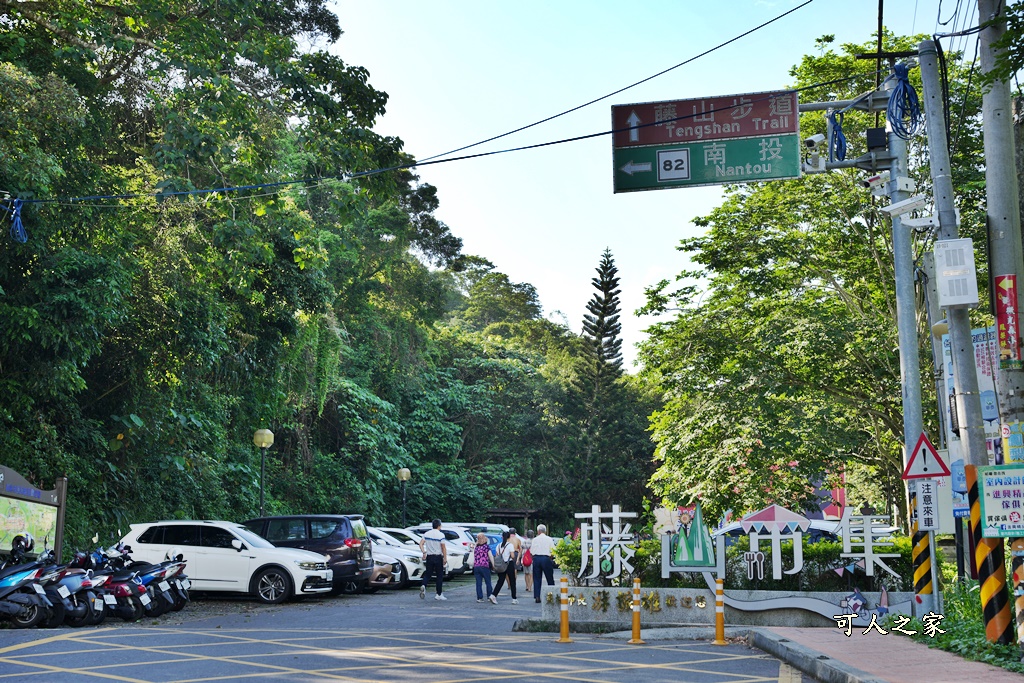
left=966, top=465, right=1014, bottom=644
left=909, top=487, right=935, bottom=610
left=1010, top=539, right=1024, bottom=652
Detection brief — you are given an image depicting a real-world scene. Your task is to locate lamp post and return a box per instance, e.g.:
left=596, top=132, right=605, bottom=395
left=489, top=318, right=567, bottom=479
left=253, top=429, right=274, bottom=516
left=397, top=467, right=411, bottom=527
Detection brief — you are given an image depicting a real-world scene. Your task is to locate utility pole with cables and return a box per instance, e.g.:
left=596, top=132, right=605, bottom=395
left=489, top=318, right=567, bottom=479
left=975, top=0, right=1022, bottom=646
left=920, top=31, right=1014, bottom=644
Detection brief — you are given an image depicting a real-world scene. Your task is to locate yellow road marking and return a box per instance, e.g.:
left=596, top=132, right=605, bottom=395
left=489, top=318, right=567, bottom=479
left=779, top=662, right=803, bottom=682
left=0, top=628, right=782, bottom=683
left=0, top=629, right=81, bottom=655
left=0, top=657, right=151, bottom=683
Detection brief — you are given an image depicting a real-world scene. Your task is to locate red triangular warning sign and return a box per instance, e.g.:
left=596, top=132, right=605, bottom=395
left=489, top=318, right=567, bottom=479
left=902, top=433, right=951, bottom=479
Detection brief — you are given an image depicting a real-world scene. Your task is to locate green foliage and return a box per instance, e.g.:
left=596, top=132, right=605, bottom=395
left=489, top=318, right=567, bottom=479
left=0, top=0, right=661, bottom=550
left=898, top=579, right=1024, bottom=674
left=551, top=538, right=582, bottom=581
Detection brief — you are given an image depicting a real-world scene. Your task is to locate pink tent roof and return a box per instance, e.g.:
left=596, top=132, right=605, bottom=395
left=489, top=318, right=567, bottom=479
left=740, top=504, right=811, bottom=534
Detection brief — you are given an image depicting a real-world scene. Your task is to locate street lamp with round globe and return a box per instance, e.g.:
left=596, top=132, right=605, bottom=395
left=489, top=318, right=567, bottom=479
left=253, top=429, right=274, bottom=516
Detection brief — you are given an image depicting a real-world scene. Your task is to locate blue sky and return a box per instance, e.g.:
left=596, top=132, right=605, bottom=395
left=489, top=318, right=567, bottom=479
left=329, top=0, right=962, bottom=368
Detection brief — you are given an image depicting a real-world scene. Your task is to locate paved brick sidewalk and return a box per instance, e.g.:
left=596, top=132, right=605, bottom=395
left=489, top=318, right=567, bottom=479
left=754, top=626, right=1024, bottom=683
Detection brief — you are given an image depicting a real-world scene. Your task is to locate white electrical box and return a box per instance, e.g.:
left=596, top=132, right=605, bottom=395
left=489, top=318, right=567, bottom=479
left=935, top=238, right=979, bottom=307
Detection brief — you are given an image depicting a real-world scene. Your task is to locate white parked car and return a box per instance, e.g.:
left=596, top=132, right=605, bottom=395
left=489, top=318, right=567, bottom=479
left=377, top=526, right=468, bottom=578
left=120, top=520, right=333, bottom=604
left=366, top=527, right=425, bottom=588
left=404, top=523, right=474, bottom=575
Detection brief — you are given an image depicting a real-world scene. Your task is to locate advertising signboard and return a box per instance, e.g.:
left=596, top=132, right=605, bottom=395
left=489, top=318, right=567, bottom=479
left=977, top=464, right=1024, bottom=537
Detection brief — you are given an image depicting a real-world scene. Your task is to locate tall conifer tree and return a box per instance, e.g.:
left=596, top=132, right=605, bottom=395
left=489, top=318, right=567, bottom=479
left=580, top=248, right=624, bottom=406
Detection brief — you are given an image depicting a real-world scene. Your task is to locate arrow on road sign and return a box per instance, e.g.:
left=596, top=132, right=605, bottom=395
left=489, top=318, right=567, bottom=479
left=902, top=433, right=951, bottom=479
left=626, top=110, right=642, bottom=142
left=620, top=160, right=652, bottom=176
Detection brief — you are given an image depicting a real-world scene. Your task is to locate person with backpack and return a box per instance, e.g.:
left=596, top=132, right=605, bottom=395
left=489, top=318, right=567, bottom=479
left=521, top=529, right=535, bottom=594
left=488, top=530, right=518, bottom=604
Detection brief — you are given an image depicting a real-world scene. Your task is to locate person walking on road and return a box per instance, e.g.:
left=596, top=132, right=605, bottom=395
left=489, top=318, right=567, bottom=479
left=530, top=524, right=556, bottom=603
left=521, top=529, right=535, bottom=594
left=472, top=533, right=494, bottom=602
left=488, top=530, right=518, bottom=604
left=419, top=519, right=448, bottom=601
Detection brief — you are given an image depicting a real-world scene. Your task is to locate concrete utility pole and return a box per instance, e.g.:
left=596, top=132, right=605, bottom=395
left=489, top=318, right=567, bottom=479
left=976, top=0, right=1022, bottom=646
left=979, top=3, right=1024, bottom=408
left=888, top=120, right=936, bottom=616
left=920, top=32, right=1013, bottom=644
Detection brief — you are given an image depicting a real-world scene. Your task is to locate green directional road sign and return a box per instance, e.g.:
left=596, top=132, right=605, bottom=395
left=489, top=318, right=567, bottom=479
left=613, top=134, right=801, bottom=193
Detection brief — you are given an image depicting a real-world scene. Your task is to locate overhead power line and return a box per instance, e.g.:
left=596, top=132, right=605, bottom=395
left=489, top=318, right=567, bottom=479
left=418, top=0, right=816, bottom=163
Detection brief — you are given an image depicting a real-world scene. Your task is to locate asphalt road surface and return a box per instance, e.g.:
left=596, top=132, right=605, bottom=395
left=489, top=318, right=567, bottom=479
left=0, top=574, right=806, bottom=682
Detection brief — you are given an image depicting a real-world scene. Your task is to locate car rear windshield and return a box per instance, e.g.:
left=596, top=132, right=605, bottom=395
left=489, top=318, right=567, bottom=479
left=350, top=518, right=367, bottom=539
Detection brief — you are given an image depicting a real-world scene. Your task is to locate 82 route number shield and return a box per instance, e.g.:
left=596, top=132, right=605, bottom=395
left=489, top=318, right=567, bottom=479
left=658, top=150, right=690, bottom=181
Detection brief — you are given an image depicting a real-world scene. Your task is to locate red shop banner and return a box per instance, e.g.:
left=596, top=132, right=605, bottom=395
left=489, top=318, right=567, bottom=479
left=995, top=274, right=1022, bottom=369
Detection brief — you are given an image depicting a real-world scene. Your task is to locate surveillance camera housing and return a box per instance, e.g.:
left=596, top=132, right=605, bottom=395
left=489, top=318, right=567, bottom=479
left=804, top=133, right=826, bottom=149
left=879, top=194, right=928, bottom=217
left=861, top=173, right=888, bottom=189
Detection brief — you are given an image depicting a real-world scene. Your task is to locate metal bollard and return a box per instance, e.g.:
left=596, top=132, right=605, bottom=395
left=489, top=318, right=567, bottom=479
left=713, top=577, right=726, bottom=645
left=557, top=577, right=573, bottom=643
left=628, top=577, right=644, bottom=644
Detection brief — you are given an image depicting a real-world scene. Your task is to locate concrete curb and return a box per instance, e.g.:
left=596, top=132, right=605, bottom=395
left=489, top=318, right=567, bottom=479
left=747, top=628, right=889, bottom=683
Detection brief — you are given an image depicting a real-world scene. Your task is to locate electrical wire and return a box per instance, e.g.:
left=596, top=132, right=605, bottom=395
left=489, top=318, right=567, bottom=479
left=417, top=0, right=816, bottom=163
left=828, top=110, right=847, bottom=162
left=887, top=62, right=923, bottom=139
left=8, top=199, right=25, bottom=243
left=0, top=71, right=871, bottom=242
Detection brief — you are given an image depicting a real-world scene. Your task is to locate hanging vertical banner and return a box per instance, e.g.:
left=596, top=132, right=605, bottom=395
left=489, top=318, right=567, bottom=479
left=995, top=275, right=1022, bottom=369
left=942, top=326, right=1003, bottom=515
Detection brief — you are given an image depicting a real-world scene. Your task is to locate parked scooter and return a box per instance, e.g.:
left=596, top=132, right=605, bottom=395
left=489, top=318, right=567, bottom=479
left=115, top=544, right=190, bottom=616
left=0, top=534, right=60, bottom=628
left=84, top=544, right=152, bottom=622
left=52, top=550, right=110, bottom=627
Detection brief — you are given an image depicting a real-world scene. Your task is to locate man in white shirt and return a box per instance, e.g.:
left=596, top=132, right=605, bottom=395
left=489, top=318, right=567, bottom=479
left=529, top=524, right=557, bottom=603
left=419, top=519, right=448, bottom=601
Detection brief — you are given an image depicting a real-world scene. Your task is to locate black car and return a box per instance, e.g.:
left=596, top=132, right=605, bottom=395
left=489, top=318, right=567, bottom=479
left=242, top=515, right=374, bottom=594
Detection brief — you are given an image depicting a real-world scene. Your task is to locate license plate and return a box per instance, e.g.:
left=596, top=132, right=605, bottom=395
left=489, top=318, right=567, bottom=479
left=93, top=597, right=104, bottom=610
left=158, top=581, right=171, bottom=592
left=178, top=579, right=191, bottom=590
left=57, top=585, right=70, bottom=598
left=325, top=570, right=333, bottom=581
left=32, top=584, right=44, bottom=595
left=103, top=594, right=116, bottom=605
left=139, top=593, right=151, bottom=606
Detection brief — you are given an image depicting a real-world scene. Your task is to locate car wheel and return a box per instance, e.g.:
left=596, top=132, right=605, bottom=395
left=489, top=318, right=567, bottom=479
left=340, top=580, right=361, bottom=595
left=253, top=567, right=292, bottom=604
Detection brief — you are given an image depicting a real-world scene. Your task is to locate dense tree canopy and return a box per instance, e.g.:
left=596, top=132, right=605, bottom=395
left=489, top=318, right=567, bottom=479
left=0, top=1, right=656, bottom=551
